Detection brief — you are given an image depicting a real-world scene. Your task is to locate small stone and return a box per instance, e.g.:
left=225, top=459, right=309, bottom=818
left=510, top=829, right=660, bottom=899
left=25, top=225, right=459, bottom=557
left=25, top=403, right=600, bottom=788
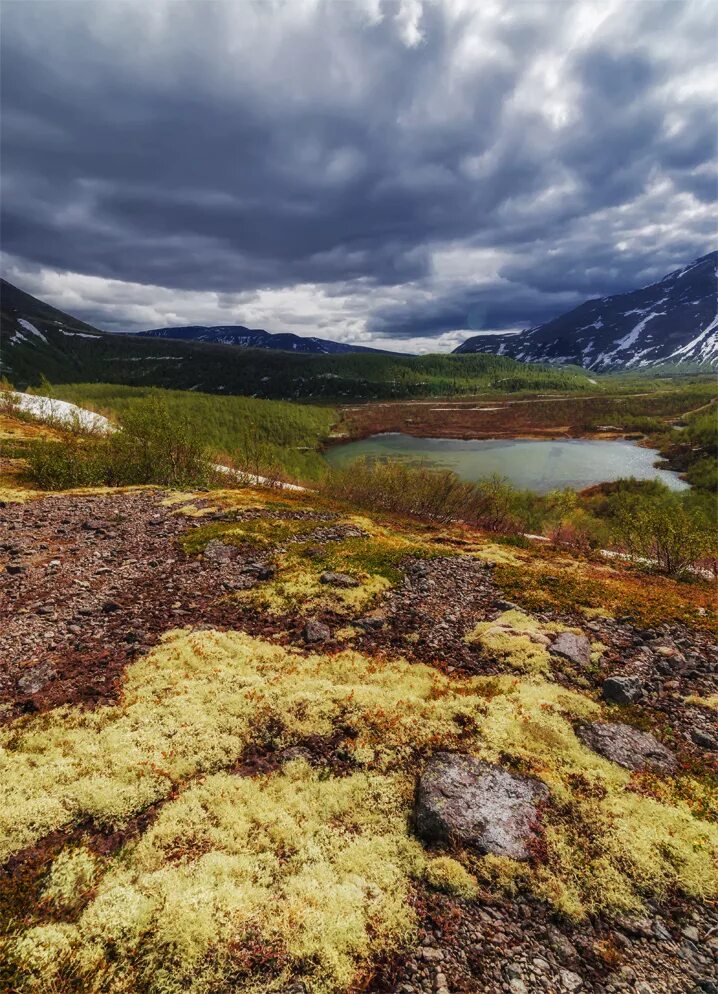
left=319, top=571, right=360, bottom=588
left=532, top=958, right=551, bottom=974
left=576, top=721, right=676, bottom=772
left=682, top=925, right=700, bottom=941
left=303, top=619, right=331, bottom=643
left=6, top=563, right=26, bottom=575
left=635, top=983, right=654, bottom=994
left=359, top=609, right=387, bottom=629
left=547, top=929, right=579, bottom=967
left=102, top=600, right=121, bottom=613
left=17, top=662, right=56, bottom=695
left=509, top=981, right=528, bottom=994
left=602, top=676, right=643, bottom=705
left=691, top=728, right=718, bottom=751
left=560, top=969, right=583, bottom=991
left=551, top=632, right=591, bottom=667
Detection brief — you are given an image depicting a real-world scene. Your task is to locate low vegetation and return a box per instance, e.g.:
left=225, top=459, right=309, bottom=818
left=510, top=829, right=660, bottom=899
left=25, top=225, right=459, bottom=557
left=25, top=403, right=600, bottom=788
left=27, top=382, right=336, bottom=482
left=3, top=627, right=717, bottom=993
left=320, top=461, right=717, bottom=578
left=24, top=395, right=216, bottom=490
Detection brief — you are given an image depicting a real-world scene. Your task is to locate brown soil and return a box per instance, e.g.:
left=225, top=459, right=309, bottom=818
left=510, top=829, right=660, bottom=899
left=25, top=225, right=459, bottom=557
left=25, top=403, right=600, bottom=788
left=335, top=394, right=660, bottom=443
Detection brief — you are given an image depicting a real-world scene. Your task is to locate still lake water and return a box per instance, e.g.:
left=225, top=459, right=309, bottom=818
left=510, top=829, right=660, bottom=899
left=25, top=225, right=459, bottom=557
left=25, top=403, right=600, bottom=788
left=325, top=434, right=689, bottom=494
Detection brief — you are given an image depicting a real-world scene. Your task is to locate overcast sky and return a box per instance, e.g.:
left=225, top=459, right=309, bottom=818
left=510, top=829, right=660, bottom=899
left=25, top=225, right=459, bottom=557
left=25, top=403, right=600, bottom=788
left=1, top=0, right=716, bottom=352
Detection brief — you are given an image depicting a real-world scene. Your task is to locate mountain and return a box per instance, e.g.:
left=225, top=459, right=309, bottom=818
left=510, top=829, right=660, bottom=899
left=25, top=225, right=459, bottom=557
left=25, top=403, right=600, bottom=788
left=0, top=279, right=591, bottom=399
left=454, top=251, right=718, bottom=370
left=139, top=325, right=396, bottom=355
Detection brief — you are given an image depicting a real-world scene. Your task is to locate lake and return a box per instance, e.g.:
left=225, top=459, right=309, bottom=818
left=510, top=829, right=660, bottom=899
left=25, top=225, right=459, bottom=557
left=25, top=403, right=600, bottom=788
left=324, top=434, right=689, bottom=494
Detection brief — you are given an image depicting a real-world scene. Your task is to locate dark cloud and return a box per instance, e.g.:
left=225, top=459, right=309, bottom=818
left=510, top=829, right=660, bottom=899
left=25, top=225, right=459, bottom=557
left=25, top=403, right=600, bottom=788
left=1, top=0, right=716, bottom=346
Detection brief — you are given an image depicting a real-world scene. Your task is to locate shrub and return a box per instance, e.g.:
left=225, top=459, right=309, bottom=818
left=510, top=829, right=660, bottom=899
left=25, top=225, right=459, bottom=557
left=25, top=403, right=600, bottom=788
left=25, top=396, right=216, bottom=489
left=611, top=492, right=715, bottom=577
left=319, top=460, right=540, bottom=534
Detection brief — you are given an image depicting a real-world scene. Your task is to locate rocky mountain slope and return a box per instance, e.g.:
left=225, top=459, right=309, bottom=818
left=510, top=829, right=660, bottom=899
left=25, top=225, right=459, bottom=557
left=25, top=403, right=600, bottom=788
left=139, top=324, right=395, bottom=355
left=1, top=413, right=717, bottom=994
left=455, top=252, right=718, bottom=371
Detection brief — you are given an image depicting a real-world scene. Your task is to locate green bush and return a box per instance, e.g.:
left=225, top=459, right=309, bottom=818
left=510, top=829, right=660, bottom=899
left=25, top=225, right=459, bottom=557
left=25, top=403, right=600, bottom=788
left=29, top=383, right=335, bottom=482
left=319, top=459, right=542, bottom=533
left=611, top=492, right=716, bottom=577
left=26, top=396, right=216, bottom=489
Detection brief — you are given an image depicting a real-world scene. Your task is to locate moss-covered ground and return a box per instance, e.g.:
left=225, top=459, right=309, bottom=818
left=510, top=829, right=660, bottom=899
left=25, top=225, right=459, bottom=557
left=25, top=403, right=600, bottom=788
left=1, top=477, right=716, bottom=994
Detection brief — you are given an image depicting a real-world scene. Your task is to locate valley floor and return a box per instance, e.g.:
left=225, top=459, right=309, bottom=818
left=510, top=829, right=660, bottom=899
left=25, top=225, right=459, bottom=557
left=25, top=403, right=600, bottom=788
left=335, top=385, right=716, bottom=444
left=1, top=475, right=717, bottom=994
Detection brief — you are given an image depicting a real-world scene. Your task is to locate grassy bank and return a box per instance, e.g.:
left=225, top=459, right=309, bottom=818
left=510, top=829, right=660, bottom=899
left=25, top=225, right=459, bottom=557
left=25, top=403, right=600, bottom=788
left=27, top=383, right=336, bottom=482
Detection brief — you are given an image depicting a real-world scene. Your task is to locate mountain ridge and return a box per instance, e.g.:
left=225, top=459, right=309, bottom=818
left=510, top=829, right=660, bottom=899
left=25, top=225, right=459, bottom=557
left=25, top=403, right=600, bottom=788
left=454, top=251, right=718, bottom=370
left=138, top=324, right=399, bottom=355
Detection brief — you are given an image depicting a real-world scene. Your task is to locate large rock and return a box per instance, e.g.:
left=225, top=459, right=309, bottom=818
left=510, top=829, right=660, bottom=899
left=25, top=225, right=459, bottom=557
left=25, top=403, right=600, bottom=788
left=602, top=675, right=643, bottom=705
left=415, top=752, right=549, bottom=860
left=576, top=722, right=676, bottom=772
left=550, top=632, right=591, bottom=667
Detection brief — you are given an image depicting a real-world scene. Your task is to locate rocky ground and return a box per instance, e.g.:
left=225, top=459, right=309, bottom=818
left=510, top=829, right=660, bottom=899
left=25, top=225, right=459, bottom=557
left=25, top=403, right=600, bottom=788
left=1, top=487, right=716, bottom=994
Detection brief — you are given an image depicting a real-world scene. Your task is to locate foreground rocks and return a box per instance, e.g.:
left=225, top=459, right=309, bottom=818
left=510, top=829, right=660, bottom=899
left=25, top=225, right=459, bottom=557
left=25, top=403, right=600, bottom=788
left=576, top=722, right=677, bottom=772
left=415, top=752, right=549, bottom=860
left=550, top=631, right=592, bottom=667
left=1, top=486, right=716, bottom=994
left=376, top=890, right=718, bottom=994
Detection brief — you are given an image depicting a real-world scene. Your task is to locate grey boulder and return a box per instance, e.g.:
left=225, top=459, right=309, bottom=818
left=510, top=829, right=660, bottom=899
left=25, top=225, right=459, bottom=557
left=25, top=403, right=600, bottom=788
left=303, top=619, right=331, bottom=643
left=602, top=676, right=643, bottom=705
left=319, top=571, right=360, bottom=588
left=691, top=728, right=718, bottom=751
left=415, top=752, right=549, bottom=861
left=576, top=721, right=676, bottom=772
left=550, top=632, right=591, bottom=667
left=17, top=662, right=56, bottom=696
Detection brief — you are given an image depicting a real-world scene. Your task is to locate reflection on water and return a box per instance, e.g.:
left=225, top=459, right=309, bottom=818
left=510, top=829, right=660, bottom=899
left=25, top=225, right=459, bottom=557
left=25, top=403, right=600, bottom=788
left=325, top=434, right=689, bottom=494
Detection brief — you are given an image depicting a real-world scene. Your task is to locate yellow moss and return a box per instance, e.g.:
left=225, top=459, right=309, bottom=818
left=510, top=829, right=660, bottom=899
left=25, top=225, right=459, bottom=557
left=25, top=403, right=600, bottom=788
left=334, top=626, right=360, bottom=642
left=42, top=847, right=99, bottom=912
left=685, top=694, right=718, bottom=711
left=9, top=924, right=77, bottom=983
left=590, top=641, right=607, bottom=663
left=4, top=630, right=718, bottom=991
left=424, top=857, right=478, bottom=899
left=580, top=606, right=613, bottom=620
left=11, top=763, right=422, bottom=994
left=236, top=561, right=391, bottom=616
left=472, top=854, right=529, bottom=896
left=0, top=481, right=41, bottom=503
left=464, top=610, right=570, bottom=675
left=472, top=544, right=524, bottom=567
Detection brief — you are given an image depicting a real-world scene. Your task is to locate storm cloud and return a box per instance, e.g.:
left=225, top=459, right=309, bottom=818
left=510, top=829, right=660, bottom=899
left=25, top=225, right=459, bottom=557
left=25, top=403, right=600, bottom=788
left=1, top=0, right=716, bottom=350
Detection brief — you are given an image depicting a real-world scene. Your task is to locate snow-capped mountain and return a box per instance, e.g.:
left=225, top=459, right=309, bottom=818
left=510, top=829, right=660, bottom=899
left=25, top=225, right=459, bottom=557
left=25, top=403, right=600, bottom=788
left=138, top=325, right=394, bottom=355
left=454, top=251, right=718, bottom=370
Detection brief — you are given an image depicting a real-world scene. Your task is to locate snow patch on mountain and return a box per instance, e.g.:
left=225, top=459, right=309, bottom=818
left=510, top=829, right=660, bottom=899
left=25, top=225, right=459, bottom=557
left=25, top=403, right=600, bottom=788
left=455, top=251, right=717, bottom=370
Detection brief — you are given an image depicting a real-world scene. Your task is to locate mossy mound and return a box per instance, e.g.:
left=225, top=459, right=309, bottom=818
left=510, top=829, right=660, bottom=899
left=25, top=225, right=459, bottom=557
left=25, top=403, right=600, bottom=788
left=3, top=629, right=717, bottom=993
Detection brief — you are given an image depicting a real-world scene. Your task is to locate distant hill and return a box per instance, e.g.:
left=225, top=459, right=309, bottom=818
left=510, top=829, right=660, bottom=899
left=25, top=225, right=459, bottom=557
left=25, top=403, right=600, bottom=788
left=0, top=279, right=592, bottom=400
left=455, top=251, right=718, bottom=370
left=139, top=325, right=397, bottom=355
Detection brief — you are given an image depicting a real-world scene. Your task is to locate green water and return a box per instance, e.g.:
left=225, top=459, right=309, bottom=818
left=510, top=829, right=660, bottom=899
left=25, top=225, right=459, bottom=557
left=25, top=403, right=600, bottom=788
left=325, top=434, right=689, bottom=494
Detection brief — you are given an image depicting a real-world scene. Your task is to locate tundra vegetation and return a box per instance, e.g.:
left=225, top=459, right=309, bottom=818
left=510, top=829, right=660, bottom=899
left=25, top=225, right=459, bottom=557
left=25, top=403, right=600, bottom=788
left=2, top=381, right=716, bottom=577
left=3, top=627, right=717, bottom=993
left=0, top=407, right=716, bottom=993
